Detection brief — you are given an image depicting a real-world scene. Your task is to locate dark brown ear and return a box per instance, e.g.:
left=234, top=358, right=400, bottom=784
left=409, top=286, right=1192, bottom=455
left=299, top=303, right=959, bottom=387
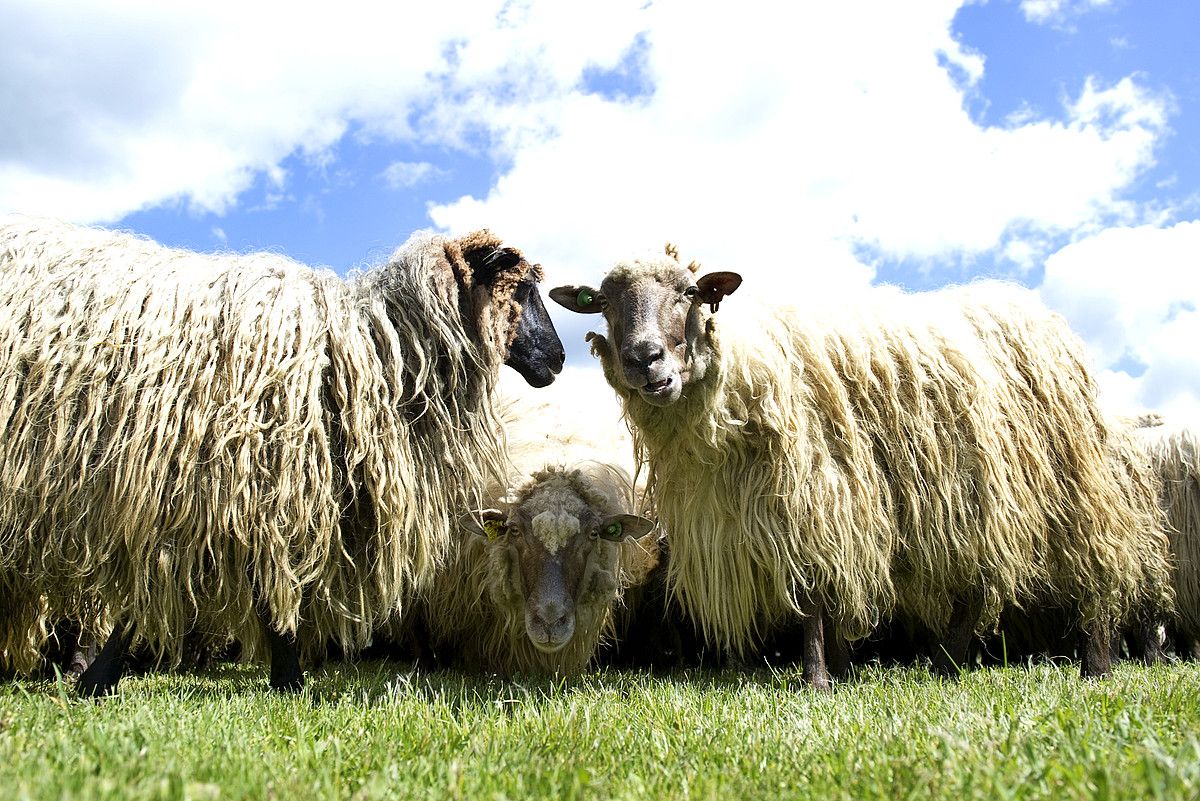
left=695, top=271, right=742, bottom=312
left=549, top=285, right=605, bottom=314
left=473, top=247, right=523, bottom=287
left=459, top=509, right=509, bottom=541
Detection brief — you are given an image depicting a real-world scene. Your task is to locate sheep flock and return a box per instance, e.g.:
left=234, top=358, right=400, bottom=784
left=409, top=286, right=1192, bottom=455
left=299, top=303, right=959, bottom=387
left=0, top=220, right=1193, bottom=695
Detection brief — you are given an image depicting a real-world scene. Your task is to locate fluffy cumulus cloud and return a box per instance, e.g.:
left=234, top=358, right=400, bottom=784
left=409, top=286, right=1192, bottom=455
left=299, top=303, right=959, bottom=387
left=1039, top=222, right=1200, bottom=419
left=2, top=0, right=1189, bottom=408
left=429, top=0, right=1169, bottom=295
left=0, top=0, right=648, bottom=222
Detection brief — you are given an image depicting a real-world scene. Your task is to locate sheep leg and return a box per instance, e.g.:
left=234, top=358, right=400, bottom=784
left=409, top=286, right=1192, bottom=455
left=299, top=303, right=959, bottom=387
left=68, top=638, right=100, bottom=679
left=932, top=590, right=983, bottom=677
left=1173, top=630, right=1199, bottom=661
left=825, top=631, right=852, bottom=680
left=1080, top=617, right=1113, bottom=678
left=1131, top=619, right=1165, bottom=666
left=255, top=607, right=303, bottom=692
left=76, top=620, right=134, bottom=698
left=799, top=596, right=831, bottom=692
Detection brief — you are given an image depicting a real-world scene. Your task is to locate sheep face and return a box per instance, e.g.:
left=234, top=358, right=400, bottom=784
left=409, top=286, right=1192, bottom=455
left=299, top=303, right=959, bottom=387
left=457, top=238, right=565, bottom=388
left=467, top=470, right=655, bottom=655
left=550, top=258, right=740, bottom=406
left=507, top=277, right=565, bottom=388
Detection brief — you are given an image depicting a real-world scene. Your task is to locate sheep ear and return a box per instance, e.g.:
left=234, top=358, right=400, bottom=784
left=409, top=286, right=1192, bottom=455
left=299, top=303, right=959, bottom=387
left=460, top=509, right=509, bottom=541
left=598, top=514, right=655, bottom=541
left=695, top=271, right=742, bottom=312
left=474, top=247, right=523, bottom=287
left=623, top=530, right=661, bottom=587
left=549, top=285, right=604, bottom=314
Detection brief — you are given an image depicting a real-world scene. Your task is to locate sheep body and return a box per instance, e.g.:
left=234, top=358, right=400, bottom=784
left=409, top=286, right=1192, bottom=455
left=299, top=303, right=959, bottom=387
left=571, top=260, right=1171, bottom=665
left=0, top=217, right=551, bottom=673
left=1135, top=421, right=1200, bottom=642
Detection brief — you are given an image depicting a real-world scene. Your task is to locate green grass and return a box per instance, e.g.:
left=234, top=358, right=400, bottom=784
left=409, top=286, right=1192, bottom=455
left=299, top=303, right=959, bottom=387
left=1, top=660, right=1198, bottom=801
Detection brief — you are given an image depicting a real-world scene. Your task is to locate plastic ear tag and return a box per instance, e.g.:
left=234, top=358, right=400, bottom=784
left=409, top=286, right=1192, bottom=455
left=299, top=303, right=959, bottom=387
left=482, top=520, right=506, bottom=541
left=577, top=289, right=595, bottom=307
left=599, top=521, right=624, bottom=541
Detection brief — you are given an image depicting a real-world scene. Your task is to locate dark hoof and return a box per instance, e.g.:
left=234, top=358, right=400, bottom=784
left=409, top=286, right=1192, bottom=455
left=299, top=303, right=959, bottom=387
left=931, top=659, right=964, bottom=679
left=1080, top=663, right=1112, bottom=680
left=269, top=675, right=305, bottom=693
left=76, top=674, right=119, bottom=698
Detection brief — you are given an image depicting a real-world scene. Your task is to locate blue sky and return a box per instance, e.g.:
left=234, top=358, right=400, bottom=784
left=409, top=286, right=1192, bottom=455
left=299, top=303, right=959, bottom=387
left=2, top=0, right=1198, bottom=418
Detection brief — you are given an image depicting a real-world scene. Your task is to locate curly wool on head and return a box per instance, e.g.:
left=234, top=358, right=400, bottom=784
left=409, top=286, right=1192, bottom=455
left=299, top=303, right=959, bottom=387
left=587, top=263, right=1171, bottom=656
left=0, top=216, right=535, bottom=673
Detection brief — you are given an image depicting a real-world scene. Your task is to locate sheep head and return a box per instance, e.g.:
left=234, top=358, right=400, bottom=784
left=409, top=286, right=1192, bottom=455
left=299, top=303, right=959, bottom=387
left=453, top=232, right=565, bottom=388
left=462, top=466, right=656, bottom=656
left=550, top=254, right=740, bottom=406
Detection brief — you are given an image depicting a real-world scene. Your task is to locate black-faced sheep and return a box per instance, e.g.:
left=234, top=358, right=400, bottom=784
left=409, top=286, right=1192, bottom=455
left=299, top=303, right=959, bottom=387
left=0, top=216, right=564, bottom=693
left=551, top=250, right=1171, bottom=689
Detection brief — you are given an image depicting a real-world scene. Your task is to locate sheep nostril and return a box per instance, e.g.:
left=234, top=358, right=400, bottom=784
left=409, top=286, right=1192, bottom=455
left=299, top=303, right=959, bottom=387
left=621, top=340, right=664, bottom=371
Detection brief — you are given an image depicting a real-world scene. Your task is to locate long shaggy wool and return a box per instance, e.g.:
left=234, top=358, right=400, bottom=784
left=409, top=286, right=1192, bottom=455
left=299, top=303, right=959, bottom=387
left=0, top=216, right=534, bottom=671
left=1135, top=421, right=1200, bottom=637
left=592, top=269, right=1171, bottom=654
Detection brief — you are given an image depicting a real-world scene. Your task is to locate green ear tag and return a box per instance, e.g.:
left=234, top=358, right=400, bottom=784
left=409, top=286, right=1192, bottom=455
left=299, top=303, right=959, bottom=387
left=605, top=522, right=623, bottom=539
left=577, top=289, right=595, bottom=307
left=482, top=520, right=506, bottom=541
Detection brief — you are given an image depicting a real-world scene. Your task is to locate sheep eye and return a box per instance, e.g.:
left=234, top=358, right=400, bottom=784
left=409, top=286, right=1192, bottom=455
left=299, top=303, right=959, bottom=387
left=683, top=286, right=698, bottom=299
left=599, top=522, right=624, bottom=541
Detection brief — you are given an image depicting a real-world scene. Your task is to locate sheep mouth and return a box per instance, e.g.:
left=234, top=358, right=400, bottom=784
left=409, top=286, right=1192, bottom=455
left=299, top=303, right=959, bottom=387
left=529, top=638, right=570, bottom=654
left=638, top=374, right=679, bottom=405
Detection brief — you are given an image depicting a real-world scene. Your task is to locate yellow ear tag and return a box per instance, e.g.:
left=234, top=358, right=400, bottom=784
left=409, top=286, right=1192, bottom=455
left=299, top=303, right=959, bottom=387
left=482, top=520, right=506, bottom=541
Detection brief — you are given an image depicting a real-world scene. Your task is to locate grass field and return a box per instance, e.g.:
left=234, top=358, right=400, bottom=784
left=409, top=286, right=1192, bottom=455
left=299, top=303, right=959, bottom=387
left=1, top=660, right=1198, bottom=801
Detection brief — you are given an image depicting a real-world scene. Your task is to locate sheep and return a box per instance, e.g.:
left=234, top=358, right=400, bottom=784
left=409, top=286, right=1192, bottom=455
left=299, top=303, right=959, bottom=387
left=432, top=464, right=657, bottom=674
left=412, top=373, right=658, bottom=674
left=550, top=249, right=1172, bottom=689
left=0, top=216, right=564, bottom=693
left=1134, top=417, right=1200, bottom=658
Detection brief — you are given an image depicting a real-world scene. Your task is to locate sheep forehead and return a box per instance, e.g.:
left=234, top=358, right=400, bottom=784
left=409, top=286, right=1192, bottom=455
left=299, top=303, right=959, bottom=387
left=518, top=480, right=591, bottom=553
left=602, top=258, right=691, bottom=299
left=530, top=509, right=581, bottom=554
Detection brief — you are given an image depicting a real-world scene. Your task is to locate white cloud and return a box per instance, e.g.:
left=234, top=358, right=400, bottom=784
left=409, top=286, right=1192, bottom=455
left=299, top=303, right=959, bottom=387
left=429, top=1, right=1168, bottom=296
left=1039, top=221, right=1200, bottom=420
left=1020, top=0, right=1112, bottom=26
left=381, top=161, right=444, bottom=189
left=0, top=0, right=648, bottom=222
left=2, top=0, right=1189, bottom=412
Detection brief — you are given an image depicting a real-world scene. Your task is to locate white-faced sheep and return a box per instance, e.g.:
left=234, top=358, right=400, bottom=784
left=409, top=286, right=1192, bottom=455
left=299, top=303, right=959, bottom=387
left=0, top=216, right=564, bottom=693
left=551, top=250, right=1172, bottom=688
left=414, top=373, right=658, bottom=675
left=1135, top=418, right=1200, bottom=658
